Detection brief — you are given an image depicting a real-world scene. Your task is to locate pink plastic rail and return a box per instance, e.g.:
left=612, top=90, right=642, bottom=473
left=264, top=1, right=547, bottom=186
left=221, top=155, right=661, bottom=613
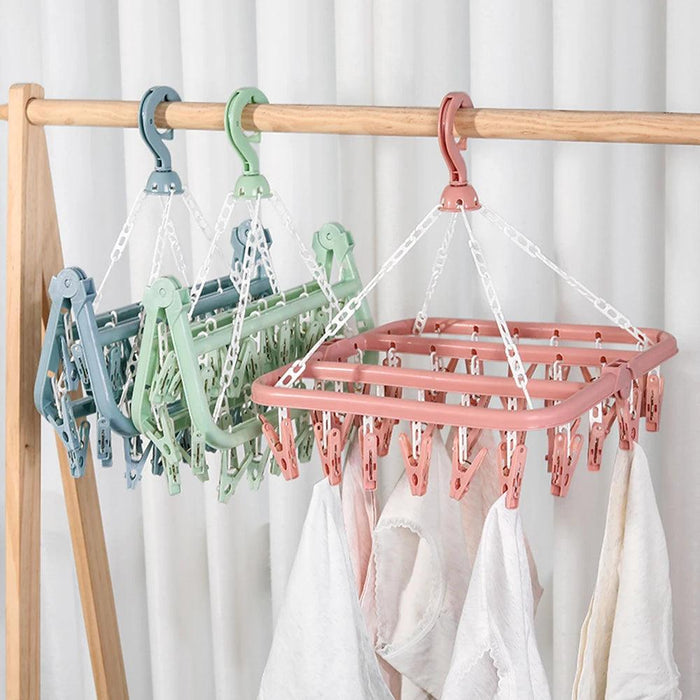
left=252, top=318, right=676, bottom=431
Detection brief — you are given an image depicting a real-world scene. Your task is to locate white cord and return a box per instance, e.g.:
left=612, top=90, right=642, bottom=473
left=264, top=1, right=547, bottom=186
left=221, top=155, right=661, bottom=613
left=460, top=209, right=533, bottom=409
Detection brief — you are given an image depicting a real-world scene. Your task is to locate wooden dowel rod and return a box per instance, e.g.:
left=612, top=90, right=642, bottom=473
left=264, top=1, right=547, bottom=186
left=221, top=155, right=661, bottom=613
left=1, top=98, right=700, bottom=144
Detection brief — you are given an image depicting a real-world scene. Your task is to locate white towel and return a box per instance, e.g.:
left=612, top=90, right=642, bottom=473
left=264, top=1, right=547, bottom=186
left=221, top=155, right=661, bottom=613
left=442, top=493, right=551, bottom=700
left=455, top=429, right=543, bottom=610
left=361, top=432, right=472, bottom=698
left=258, top=478, right=394, bottom=700
left=572, top=444, right=681, bottom=699
left=342, top=436, right=378, bottom=595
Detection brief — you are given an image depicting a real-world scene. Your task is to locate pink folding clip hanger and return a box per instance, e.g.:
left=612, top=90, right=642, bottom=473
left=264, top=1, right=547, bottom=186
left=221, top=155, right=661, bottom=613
left=253, top=90, right=678, bottom=509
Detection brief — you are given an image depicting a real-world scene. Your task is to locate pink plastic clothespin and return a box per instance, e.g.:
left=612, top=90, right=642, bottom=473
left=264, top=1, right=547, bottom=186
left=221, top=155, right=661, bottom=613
left=615, top=379, right=643, bottom=450
left=259, top=413, right=299, bottom=481
left=499, top=440, right=527, bottom=509
left=550, top=426, right=584, bottom=497
left=372, top=352, right=403, bottom=456
left=644, top=371, right=664, bottom=432
left=587, top=401, right=617, bottom=471
left=399, top=423, right=435, bottom=496
left=450, top=431, right=488, bottom=500
left=360, top=417, right=379, bottom=491
left=313, top=414, right=343, bottom=485
left=438, top=92, right=480, bottom=212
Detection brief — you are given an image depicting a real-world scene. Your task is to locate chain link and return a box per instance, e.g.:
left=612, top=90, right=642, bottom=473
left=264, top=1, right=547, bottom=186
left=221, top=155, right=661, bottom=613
left=413, top=212, right=457, bottom=334
left=460, top=209, right=533, bottom=409
left=189, top=191, right=238, bottom=317
left=95, top=189, right=149, bottom=310
left=246, top=200, right=280, bottom=294
left=277, top=205, right=442, bottom=388
left=161, top=198, right=190, bottom=287
left=478, top=204, right=650, bottom=347
left=182, top=188, right=235, bottom=287
left=269, top=192, right=341, bottom=312
left=213, top=195, right=264, bottom=421
left=148, top=191, right=175, bottom=284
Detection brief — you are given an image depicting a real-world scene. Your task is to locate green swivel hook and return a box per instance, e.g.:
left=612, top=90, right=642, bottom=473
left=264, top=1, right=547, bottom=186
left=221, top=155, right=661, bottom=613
left=225, top=87, right=271, bottom=199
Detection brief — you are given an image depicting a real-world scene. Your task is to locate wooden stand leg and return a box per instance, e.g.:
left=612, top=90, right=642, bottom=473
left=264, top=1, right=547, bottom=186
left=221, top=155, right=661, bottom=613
left=6, top=83, right=128, bottom=700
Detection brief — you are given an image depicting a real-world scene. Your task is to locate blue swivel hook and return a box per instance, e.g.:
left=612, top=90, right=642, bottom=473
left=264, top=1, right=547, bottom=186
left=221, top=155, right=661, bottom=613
left=139, top=85, right=184, bottom=195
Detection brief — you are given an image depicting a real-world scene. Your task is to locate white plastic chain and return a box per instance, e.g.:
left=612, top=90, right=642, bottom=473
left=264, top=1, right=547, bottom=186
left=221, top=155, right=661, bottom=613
left=160, top=196, right=190, bottom=287
left=148, top=191, right=175, bottom=284
left=478, top=204, right=650, bottom=347
left=181, top=188, right=232, bottom=263
left=460, top=209, right=533, bottom=410
left=119, top=194, right=180, bottom=406
left=269, top=192, right=341, bottom=312
left=213, top=195, right=264, bottom=421
left=188, top=191, right=238, bottom=317
left=246, top=200, right=280, bottom=294
left=413, top=212, right=458, bottom=335
left=276, top=205, right=442, bottom=388
left=94, top=189, right=148, bottom=310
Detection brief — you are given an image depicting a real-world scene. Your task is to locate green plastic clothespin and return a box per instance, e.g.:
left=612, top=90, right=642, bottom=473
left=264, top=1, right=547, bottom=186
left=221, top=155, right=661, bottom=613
left=225, top=88, right=271, bottom=199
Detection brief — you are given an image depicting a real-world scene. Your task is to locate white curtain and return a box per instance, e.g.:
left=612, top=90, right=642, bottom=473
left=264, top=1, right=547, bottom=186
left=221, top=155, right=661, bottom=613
left=0, top=1, right=698, bottom=697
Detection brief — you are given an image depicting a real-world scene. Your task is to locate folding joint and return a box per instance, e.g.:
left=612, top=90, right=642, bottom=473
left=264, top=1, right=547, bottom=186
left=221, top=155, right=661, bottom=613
left=644, top=370, right=664, bottom=432
left=499, top=439, right=527, bottom=509
left=399, top=423, right=435, bottom=496
left=259, top=412, right=299, bottom=480
left=96, top=414, right=113, bottom=467
left=450, top=429, right=488, bottom=500
left=550, top=425, right=584, bottom=498
left=123, top=436, right=154, bottom=489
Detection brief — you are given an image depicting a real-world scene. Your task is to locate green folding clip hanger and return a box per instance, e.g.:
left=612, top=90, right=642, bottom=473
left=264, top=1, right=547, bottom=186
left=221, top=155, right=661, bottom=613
left=225, top=88, right=271, bottom=199
left=130, top=223, right=372, bottom=500
left=139, top=85, right=184, bottom=195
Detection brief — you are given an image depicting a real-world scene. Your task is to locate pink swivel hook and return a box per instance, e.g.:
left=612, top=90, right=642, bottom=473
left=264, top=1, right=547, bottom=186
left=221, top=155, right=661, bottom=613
left=438, top=92, right=480, bottom=212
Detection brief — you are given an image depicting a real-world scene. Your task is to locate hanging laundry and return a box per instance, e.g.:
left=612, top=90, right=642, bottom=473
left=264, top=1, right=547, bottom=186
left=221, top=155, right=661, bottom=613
left=442, top=492, right=550, bottom=700
left=450, top=428, right=544, bottom=610
left=258, top=478, right=394, bottom=700
left=361, top=432, right=472, bottom=698
left=342, top=436, right=378, bottom=595
left=572, top=444, right=680, bottom=699
left=342, top=436, right=403, bottom=698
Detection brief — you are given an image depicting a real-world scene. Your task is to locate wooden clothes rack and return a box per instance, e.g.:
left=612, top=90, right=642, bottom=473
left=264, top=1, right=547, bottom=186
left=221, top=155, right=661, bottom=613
left=3, top=82, right=699, bottom=699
